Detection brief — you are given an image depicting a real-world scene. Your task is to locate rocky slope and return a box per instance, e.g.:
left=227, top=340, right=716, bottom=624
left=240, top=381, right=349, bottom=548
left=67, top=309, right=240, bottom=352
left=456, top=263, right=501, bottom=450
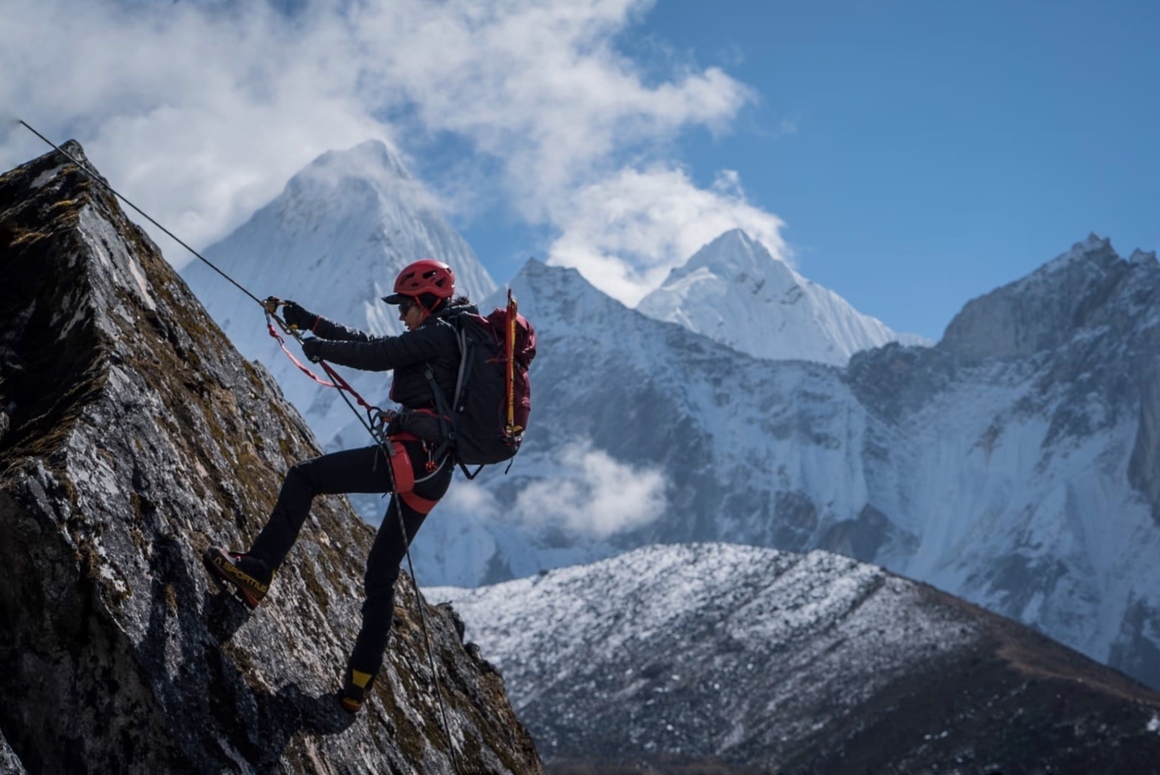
left=0, top=143, right=541, bottom=774
left=431, top=543, right=1160, bottom=774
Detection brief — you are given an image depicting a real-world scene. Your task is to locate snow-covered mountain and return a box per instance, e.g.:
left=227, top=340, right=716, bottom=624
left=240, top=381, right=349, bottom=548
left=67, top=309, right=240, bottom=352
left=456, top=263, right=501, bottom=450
left=637, top=228, right=929, bottom=365
left=181, top=143, right=1160, bottom=693
left=428, top=543, right=1160, bottom=772
left=411, top=235, right=1160, bottom=694
left=182, top=139, right=496, bottom=448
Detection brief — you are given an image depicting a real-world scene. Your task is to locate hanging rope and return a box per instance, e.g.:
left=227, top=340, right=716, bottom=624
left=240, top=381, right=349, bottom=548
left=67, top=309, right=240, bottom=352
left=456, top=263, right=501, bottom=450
left=18, top=120, right=465, bottom=773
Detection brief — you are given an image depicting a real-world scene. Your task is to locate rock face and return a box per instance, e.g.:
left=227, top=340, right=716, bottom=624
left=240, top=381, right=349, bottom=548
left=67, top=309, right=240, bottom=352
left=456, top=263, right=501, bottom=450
left=0, top=144, right=541, bottom=774
left=0, top=730, right=26, bottom=775
left=432, top=543, right=1160, bottom=774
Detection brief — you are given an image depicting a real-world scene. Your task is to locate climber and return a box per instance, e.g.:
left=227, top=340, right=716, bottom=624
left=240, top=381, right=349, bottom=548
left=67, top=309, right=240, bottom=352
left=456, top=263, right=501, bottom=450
left=204, top=258, right=470, bottom=714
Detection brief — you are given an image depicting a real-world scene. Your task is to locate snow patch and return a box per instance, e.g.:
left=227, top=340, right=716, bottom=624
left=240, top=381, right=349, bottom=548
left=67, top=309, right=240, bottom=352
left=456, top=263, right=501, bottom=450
left=32, top=164, right=67, bottom=188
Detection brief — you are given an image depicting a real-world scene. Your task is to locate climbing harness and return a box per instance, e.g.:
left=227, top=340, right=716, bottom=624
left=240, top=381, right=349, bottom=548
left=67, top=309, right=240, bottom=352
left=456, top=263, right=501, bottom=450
left=19, top=120, right=465, bottom=773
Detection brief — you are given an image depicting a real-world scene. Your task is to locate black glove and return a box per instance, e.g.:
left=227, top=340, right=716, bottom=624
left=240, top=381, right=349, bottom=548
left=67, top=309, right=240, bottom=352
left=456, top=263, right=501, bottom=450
left=301, top=337, right=326, bottom=363
left=282, top=301, right=318, bottom=332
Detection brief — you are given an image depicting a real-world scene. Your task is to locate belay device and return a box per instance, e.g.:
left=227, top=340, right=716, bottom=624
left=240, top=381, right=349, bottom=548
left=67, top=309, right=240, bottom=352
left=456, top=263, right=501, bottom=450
left=428, top=289, right=536, bottom=477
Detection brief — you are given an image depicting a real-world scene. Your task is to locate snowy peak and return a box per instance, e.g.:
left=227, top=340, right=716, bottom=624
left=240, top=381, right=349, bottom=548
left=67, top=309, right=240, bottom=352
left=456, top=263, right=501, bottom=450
left=1131, top=248, right=1158, bottom=266
left=675, top=227, right=772, bottom=278
left=503, top=257, right=632, bottom=332
left=311, top=138, right=411, bottom=180
left=940, top=234, right=1158, bottom=361
left=182, top=139, right=496, bottom=449
left=637, top=228, right=928, bottom=366
left=275, top=139, right=423, bottom=223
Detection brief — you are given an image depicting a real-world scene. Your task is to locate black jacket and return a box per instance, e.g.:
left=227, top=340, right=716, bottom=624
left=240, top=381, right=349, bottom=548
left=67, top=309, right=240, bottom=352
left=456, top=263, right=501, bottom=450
left=308, top=302, right=474, bottom=411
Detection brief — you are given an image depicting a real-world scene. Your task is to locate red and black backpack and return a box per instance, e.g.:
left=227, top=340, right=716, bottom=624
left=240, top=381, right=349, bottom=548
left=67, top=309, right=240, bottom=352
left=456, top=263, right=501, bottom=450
left=426, top=290, right=536, bottom=477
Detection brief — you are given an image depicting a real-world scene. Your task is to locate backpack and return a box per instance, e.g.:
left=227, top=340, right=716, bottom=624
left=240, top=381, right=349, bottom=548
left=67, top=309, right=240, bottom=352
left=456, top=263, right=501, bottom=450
left=426, top=290, right=536, bottom=477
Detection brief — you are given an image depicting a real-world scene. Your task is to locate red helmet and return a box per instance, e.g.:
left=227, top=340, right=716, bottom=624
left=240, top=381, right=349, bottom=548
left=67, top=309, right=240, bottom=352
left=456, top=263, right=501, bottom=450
left=383, top=259, right=455, bottom=304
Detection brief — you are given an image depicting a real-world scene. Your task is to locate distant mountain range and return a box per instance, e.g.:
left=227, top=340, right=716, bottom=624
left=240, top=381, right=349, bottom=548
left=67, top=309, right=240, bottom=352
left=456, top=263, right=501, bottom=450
left=181, top=141, right=1160, bottom=696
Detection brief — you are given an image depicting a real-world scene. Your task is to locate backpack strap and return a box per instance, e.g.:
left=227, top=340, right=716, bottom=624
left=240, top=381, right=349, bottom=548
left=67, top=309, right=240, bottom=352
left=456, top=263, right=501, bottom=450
left=423, top=323, right=470, bottom=464
left=424, top=363, right=455, bottom=459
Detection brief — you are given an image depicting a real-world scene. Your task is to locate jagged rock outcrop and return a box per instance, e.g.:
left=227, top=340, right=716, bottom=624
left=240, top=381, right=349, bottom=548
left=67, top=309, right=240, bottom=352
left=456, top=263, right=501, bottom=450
left=940, top=233, right=1130, bottom=361
left=0, top=144, right=542, bottom=774
left=433, top=543, right=1160, bottom=774
left=0, top=730, right=26, bottom=775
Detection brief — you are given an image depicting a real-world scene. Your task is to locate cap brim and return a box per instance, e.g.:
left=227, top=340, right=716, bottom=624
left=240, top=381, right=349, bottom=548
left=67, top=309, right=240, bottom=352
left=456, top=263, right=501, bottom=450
left=381, top=293, right=408, bottom=305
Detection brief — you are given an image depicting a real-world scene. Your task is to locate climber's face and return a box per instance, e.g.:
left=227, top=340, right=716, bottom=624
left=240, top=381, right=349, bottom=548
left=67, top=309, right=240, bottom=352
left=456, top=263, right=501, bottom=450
left=398, top=298, right=425, bottom=331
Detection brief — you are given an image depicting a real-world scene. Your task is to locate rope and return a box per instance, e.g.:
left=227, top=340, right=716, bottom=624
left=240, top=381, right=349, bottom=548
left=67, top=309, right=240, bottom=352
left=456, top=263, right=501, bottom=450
left=18, top=119, right=466, bottom=772
left=381, top=463, right=465, bottom=774
left=18, top=120, right=264, bottom=308
left=324, top=367, right=465, bottom=773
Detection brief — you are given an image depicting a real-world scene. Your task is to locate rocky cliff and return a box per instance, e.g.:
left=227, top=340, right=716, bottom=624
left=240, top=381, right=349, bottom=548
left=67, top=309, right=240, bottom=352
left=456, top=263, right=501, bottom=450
left=0, top=143, right=541, bottom=774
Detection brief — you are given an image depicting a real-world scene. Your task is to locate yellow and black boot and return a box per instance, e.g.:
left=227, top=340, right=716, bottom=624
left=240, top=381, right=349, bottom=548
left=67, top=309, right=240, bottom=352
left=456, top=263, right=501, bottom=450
left=339, top=664, right=377, bottom=714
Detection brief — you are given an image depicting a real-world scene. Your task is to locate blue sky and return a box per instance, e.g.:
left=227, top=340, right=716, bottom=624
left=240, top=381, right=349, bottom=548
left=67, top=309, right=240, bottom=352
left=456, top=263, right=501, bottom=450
left=2, top=0, right=1156, bottom=341
left=460, top=1, right=1160, bottom=340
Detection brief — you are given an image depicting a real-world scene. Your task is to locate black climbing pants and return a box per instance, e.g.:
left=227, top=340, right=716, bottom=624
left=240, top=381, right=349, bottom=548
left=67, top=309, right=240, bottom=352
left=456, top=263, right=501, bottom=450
left=247, top=441, right=453, bottom=677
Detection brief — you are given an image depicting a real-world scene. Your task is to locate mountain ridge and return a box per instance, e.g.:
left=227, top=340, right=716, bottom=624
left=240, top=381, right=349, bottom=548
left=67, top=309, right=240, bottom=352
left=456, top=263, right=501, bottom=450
left=415, top=240, right=1160, bottom=693
left=430, top=542, right=1160, bottom=773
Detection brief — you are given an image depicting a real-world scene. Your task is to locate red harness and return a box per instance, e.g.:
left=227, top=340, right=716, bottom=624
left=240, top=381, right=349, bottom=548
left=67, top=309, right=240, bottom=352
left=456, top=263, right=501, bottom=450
left=385, top=433, right=439, bottom=515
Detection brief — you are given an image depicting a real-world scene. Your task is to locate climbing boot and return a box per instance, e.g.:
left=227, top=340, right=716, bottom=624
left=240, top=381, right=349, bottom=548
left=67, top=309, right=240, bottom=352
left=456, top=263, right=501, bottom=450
left=203, top=547, right=272, bottom=609
left=339, top=665, right=377, bottom=714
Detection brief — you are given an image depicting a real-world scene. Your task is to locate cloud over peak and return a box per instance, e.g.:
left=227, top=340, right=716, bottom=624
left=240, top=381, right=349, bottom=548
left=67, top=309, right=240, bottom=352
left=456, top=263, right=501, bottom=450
left=1, top=0, right=785, bottom=293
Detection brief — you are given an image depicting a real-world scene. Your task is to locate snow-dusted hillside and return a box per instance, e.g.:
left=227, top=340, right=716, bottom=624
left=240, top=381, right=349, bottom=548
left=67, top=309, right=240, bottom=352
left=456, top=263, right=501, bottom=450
left=637, top=228, right=928, bottom=365
left=428, top=543, right=1160, bottom=772
left=182, top=139, right=496, bottom=448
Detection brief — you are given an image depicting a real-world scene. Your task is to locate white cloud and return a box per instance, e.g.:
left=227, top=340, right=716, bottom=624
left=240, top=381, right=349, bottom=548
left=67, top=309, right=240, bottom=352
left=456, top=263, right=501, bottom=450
left=1, top=0, right=383, bottom=256
left=441, top=477, right=503, bottom=520
left=514, top=441, right=667, bottom=538
left=438, top=441, right=667, bottom=539
left=0, top=0, right=784, bottom=292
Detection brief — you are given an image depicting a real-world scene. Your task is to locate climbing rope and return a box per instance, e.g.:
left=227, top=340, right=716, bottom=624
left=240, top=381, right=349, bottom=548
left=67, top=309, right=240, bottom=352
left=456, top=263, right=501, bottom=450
left=19, top=120, right=466, bottom=773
